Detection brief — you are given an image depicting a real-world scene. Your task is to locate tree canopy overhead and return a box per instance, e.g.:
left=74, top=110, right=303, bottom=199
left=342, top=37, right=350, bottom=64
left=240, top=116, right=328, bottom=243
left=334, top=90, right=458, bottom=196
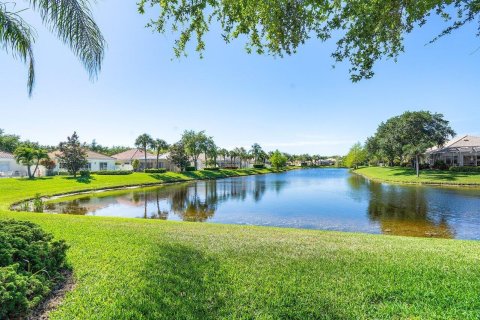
left=138, top=0, right=479, bottom=81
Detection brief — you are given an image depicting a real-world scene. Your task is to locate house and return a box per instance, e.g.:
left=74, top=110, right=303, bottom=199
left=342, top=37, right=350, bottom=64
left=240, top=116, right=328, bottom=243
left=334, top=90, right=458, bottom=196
left=112, top=149, right=177, bottom=171
left=49, top=150, right=117, bottom=172
left=0, top=151, right=29, bottom=177
left=426, top=135, right=480, bottom=167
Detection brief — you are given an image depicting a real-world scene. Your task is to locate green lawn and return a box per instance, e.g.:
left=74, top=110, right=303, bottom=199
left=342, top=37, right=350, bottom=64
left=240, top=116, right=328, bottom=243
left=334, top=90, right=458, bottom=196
left=356, top=166, right=480, bottom=186
left=1, top=169, right=480, bottom=319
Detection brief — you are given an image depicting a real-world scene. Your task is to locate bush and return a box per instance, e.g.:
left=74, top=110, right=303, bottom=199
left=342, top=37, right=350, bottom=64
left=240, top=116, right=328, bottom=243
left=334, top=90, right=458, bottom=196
left=433, top=160, right=449, bottom=170
left=186, top=166, right=196, bottom=172
left=144, top=168, right=167, bottom=174
left=253, top=164, right=265, bottom=169
left=0, top=220, right=69, bottom=319
left=93, top=170, right=133, bottom=175
left=79, top=170, right=90, bottom=178
left=223, top=166, right=238, bottom=170
left=449, top=166, right=480, bottom=173
left=203, top=167, right=220, bottom=171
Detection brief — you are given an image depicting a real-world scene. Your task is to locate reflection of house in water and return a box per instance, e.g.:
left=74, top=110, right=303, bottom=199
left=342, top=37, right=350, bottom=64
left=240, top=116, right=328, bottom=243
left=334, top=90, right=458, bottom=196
left=366, top=182, right=454, bottom=239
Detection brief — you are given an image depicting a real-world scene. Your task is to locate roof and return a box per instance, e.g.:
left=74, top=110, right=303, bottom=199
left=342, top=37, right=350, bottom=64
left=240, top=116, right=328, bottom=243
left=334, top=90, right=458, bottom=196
left=49, top=150, right=115, bottom=160
left=427, top=135, right=480, bottom=154
left=0, top=151, right=14, bottom=159
left=111, top=149, right=159, bottom=161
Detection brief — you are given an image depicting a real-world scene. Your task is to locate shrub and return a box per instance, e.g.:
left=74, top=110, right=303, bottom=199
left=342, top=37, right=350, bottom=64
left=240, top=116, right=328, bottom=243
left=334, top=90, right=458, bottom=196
left=186, top=166, right=196, bottom=172
left=449, top=166, right=480, bottom=173
left=144, top=168, right=167, bottom=174
left=0, top=220, right=69, bottom=319
left=93, top=170, right=133, bottom=175
left=223, top=166, right=238, bottom=170
left=203, top=167, right=220, bottom=171
left=79, top=170, right=90, bottom=178
left=253, top=164, right=265, bottom=169
left=433, top=160, right=449, bottom=170
left=33, top=194, right=44, bottom=213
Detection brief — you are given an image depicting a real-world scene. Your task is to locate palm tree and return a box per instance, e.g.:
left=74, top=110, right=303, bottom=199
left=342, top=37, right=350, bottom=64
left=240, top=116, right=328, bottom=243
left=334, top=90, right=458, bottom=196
left=153, top=139, right=169, bottom=169
left=14, top=145, right=48, bottom=178
left=250, top=143, right=263, bottom=164
left=0, top=1, right=105, bottom=96
left=135, top=134, right=154, bottom=171
left=218, top=148, right=228, bottom=168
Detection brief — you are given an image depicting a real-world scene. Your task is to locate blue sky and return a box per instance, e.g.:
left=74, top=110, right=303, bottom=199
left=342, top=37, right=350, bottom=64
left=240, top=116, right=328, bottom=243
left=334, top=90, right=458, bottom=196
left=1, top=1, right=479, bottom=155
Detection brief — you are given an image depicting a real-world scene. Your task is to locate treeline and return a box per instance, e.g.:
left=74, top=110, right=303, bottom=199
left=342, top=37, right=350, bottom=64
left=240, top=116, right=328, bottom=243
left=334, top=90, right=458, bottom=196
left=344, top=111, right=455, bottom=176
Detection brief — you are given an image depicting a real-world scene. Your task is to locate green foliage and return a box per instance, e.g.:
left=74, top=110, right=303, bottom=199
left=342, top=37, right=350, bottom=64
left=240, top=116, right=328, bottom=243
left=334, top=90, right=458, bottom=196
left=0, top=129, right=21, bottom=153
left=0, top=220, right=68, bottom=319
left=203, top=167, right=220, bottom=171
left=87, top=140, right=130, bottom=157
left=345, top=142, right=367, bottom=169
left=14, top=144, right=49, bottom=178
left=137, top=1, right=478, bottom=82
left=167, top=142, right=190, bottom=171
left=94, top=170, right=133, bottom=175
left=79, top=170, right=91, bottom=178
left=253, top=164, right=265, bottom=169
left=153, top=139, right=169, bottom=169
left=58, top=132, right=88, bottom=178
left=144, top=168, right=167, bottom=173
left=32, top=193, right=44, bottom=213
left=132, top=159, right=140, bottom=172
left=1, top=0, right=105, bottom=96
left=269, top=150, right=287, bottom=170
left=186, top=166, right=196, bottom=172
left=181, top=130, right=209, bottom=169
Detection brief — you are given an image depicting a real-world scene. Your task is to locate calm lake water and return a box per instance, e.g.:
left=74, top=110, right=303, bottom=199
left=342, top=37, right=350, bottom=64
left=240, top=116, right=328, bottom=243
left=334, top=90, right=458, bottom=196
left=45, top=169, right=480, bottom=240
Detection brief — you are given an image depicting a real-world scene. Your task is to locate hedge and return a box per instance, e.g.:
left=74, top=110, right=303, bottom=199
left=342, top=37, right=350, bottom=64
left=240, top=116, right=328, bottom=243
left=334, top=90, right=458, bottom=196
left=186, top=166, right=196, bottom=172
left=223, top=166, right=238, bottom=170
left=144, top=168, right=167, bottom=174
left=253, top=164, right=265, bottom=169
left=0, top=220, right=69, bottom=319
left=449, top=166, right=480, bottom=173
left=94, top=170, right=133, bottom=175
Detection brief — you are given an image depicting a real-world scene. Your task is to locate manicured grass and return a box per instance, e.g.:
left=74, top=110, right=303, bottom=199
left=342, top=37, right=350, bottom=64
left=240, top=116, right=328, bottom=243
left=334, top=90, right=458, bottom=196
left=356, top=166, right=480, bottom=186
left=1, top=168, right=480, bottom=319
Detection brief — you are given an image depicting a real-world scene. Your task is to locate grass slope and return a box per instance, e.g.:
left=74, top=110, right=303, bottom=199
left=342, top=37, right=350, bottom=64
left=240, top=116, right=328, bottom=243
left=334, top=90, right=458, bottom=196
left=1, top=169, right=480, bottom=319
left=356, top=166, right=480, bottom=186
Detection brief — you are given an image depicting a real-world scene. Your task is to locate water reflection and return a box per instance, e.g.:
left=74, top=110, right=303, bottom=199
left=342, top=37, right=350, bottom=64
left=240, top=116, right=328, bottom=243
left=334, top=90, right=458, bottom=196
left=44, top=169, right=480, bottom=240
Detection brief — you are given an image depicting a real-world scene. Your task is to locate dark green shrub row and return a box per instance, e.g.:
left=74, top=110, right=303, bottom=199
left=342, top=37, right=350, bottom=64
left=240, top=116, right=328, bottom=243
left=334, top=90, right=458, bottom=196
left=449, top=166, right=480, bottom=173
left=204, top=167, right=220, bottom=171
left=0, top=220, right=69, bottom=319
left=80, top=170, right=90, bottom=178
left=144, top=168, right=167, bottom=173
left=253, top=164, right=265, bottom=169
left=223, top=166, right=238, bottom=170
left=94, top=170, right=133, bottom=175
left=186, top=166, right=196, bottom=172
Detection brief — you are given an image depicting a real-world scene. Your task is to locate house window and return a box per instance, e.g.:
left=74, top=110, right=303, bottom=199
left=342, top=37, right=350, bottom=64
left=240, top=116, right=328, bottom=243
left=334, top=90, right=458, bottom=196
left=100, top=162, right=108, bottom=170
left=83, top=163, right=92, bottom=170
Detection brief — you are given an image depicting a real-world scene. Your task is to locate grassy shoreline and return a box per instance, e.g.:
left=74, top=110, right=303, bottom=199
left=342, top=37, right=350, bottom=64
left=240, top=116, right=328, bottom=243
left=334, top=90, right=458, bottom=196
left=355, top=166, right=480, bottom=187
left=1, top=168, right=480, bottom=319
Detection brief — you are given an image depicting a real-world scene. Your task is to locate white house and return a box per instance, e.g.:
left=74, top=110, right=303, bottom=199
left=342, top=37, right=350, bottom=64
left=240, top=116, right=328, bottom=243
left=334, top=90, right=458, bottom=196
left=49, top=150, right=117, bottom=173
left=0, top=151, right=29, bottom=177
left=112, top=149, right=177, bottom=171
left=426, top=135, right=480, bottom=167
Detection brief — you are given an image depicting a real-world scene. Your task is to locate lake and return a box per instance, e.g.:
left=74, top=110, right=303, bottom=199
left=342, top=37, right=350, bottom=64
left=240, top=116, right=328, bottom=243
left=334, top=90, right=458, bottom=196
left=44, top=168, right=480, bottom=239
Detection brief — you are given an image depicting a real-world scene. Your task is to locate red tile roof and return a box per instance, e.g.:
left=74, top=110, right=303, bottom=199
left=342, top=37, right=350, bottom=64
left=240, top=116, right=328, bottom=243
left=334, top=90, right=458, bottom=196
left=0, top=151, right=14, bottom=159
left=112, top=149, right=157, bottom=161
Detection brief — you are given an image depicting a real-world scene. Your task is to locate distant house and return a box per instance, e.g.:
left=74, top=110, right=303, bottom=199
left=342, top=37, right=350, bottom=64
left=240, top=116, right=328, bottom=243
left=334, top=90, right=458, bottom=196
left=49, top=150, right=117, bottom=173
left=426, top=135, right=480, bottom=167
left=0, top=151, right=29, bottom=177
left=112, top=149, right=177, bottom=171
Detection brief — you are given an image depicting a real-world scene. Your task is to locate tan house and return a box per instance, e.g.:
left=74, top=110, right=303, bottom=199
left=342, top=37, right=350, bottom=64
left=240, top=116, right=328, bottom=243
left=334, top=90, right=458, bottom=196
left=112, top=149, right=177, bottom=171
left=426, top=135, right=480, bottom=167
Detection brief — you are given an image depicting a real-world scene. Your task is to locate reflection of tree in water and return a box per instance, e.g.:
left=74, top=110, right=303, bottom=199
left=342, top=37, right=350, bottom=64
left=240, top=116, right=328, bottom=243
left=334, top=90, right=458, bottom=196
left=366, top=182, right=454, bottom=239
left=60, top=199, right=89, bottom=215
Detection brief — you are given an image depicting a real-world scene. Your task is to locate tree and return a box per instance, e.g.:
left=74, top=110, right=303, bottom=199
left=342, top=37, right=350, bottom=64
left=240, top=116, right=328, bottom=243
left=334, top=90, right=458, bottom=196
left=269, top=150, right=287, bottom=170
left=204, top=137, right=217, bottom=168
left=181, top=130, right=208, bottom=170
left=132, top=159, right=140, bottom=172
left=397, top=111, right=455, bottom=177
left=137, top=1, right=476, bottom=82
left=135, top=134, right=154, bottom=171
left=40, top=158, right=56, bottom=176
left=0, top=129, right=21, bottom=153
left=0, top=0, right=105, bottom=96
left=168, top=142, right=190, bottom=172
left=14, top=145, right=48, bottom=178
left=250, top=143, right=263, bottom=164
left=345, top=143, right=367, bottom=169
left=218, top=148, right=229, bottom=167
left=153, top=139, right=169, bottom=169
left=58, top=132, right=88, bottom=177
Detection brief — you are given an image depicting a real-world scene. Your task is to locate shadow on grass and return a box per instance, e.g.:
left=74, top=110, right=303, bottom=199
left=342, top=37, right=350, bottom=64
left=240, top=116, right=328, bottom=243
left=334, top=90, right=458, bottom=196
left=63, top=176, right=96, bottom=184
left=389, top=169, right=474, bottom=182
left=118, top=244, right=228, bottom=319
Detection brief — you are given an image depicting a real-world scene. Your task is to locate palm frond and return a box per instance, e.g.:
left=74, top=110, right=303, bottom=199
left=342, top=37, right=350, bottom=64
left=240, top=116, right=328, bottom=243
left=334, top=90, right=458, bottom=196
left=0, top=4, right=36, bottom=96
left=29, top=0, right=106, bottom=79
